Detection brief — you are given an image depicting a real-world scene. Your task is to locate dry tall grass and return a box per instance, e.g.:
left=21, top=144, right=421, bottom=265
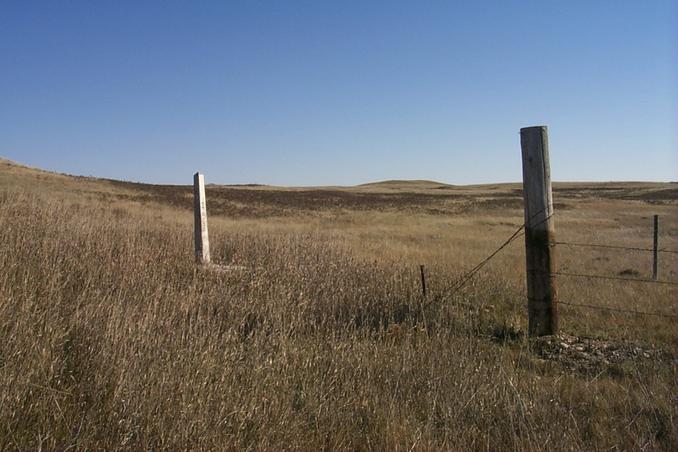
left=0, top=160, right=676, bottom=449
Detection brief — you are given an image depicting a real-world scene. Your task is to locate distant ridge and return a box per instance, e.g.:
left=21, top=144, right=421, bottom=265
left=2, top=157, right=673, bottom=193
left=358, top=179, right=454, bottom=189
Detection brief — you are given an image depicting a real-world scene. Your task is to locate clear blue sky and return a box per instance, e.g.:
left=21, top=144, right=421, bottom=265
left=1, top=1, right=676, bottom=185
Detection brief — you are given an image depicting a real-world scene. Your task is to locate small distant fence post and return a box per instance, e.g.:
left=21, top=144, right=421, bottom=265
left=652, top=214, right=659, bottom=281
left=520, top=126, right=558, bottom=336
left=419, top=265, right=427, bottom=298
left=193, top=172, right=211, bottom=265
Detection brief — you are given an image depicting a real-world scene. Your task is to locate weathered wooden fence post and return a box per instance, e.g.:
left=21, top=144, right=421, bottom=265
left=193, top=172, right=211, bottom=265
left=652, top=214, right=659, bottom=281
left=520, top=126, right=558, bottom=336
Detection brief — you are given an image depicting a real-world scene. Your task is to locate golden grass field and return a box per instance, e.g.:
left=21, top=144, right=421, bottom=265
left=0, top=157, right=676, bottom=449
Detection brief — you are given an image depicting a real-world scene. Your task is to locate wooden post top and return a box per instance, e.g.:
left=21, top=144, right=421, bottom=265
left=520, top=125, right=548, bottom=132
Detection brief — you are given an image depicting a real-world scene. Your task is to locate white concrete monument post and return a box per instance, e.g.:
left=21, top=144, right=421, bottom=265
left=193, top=172, right=211, bottom=265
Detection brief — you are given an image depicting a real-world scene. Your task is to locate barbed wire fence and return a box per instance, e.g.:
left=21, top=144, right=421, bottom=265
left=423, top=208, right=678, bottom=324
left=436, top=125, right=676, bottom=334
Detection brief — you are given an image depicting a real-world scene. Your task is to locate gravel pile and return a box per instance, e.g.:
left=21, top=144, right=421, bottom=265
left=532, top=333, right=672, bottom=374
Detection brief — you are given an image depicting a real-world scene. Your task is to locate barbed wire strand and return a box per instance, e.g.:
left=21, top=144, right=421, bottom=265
left=558, top=300, right=678, bottom=319
left=552, top=241, right=678, bottom=255
left=423, top=208, right=555, bottom=309
left=553, top=271, right=678, bottom=286
left=448, top=210, right=558, bottom=293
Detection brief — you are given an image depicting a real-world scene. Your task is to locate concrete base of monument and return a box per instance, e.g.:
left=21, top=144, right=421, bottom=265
left=200, top=263, right=248, bottom=273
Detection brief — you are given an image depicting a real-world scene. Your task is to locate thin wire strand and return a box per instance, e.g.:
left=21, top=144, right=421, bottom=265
left=422, top=224, right=524, bottom=309
left=553, top=241, right=678, bottom=254
left=448, top=225, right=525, bottom=292
left=424, top=208, right=555, bottom=309
left=559, top=300, right=678, bottom=319
left=553, top=271, right=678, bottom=286
left=449, top=209, right=556, bottom=293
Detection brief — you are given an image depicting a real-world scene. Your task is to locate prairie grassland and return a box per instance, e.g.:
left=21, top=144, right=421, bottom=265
left=0, top=158, right=676, bottom=449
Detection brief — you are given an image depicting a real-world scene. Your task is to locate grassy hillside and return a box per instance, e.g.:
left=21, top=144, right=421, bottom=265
left=0, top=158, right=676, bottom=449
